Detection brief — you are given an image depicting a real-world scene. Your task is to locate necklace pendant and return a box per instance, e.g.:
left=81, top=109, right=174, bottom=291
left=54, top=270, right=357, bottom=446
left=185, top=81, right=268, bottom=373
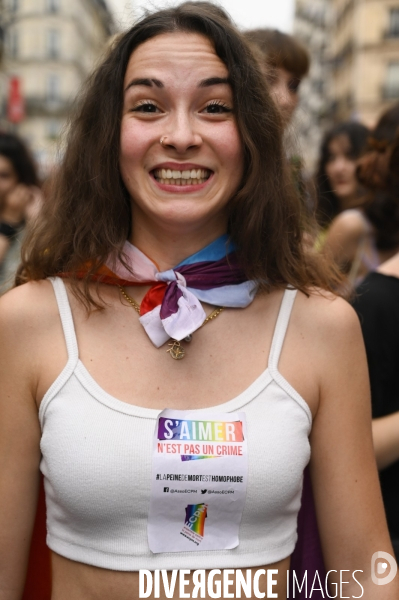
left=167, top=340, right=185, bottom=360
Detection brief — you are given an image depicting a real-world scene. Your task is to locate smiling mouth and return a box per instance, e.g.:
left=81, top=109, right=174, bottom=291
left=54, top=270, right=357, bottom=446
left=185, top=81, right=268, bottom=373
left=152, top=168, right=212, bottom=185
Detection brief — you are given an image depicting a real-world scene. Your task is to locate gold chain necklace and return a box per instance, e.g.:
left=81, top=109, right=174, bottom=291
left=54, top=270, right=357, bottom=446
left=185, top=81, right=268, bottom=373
left=119, top=286, right=224, bottom=360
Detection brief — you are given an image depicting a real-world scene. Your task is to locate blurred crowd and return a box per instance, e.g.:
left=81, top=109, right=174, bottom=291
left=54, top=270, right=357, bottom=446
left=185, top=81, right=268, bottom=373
left=1, top=14, right=399, bottom=559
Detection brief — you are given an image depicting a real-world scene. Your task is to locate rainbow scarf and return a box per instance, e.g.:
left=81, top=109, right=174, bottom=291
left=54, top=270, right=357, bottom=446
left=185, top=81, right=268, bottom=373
left=95, top=235, right=257, bottom=347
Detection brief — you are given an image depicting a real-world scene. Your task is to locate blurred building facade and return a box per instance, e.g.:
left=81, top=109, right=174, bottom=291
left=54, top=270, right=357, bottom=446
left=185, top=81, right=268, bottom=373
left=294, top=0, right=399, bottom=172
left=293, top=0, right=333, bottom=173
left=331, top=0, right=399, bottom=126
left=0, top=0, right=8, bottom=129
left=1, top=0, right=114, bottom=172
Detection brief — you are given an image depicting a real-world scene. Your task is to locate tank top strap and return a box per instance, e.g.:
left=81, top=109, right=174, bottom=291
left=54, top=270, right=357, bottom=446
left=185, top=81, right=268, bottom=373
left=268, top=287, right=298, bottom=372
left=49, top=277, right=79, bottom=362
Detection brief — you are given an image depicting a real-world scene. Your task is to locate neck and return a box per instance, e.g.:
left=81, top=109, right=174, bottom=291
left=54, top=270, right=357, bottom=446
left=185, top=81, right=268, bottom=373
left=339, top=193, right=363, bottom=211
left=130, top=212, right=228, bottom=271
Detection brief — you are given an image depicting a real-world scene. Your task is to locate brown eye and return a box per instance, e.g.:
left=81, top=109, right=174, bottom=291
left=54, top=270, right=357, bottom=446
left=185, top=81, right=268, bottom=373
left=288, top=78, right=300, bottom=93
left=132, top=102, right=160, bottom=113
left=203, top=101, right=232, bottom=114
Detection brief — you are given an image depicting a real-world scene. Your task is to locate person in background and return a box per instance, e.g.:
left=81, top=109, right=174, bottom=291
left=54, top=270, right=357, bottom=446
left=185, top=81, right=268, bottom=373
left=315, top=122, right=370, bottom=230
left=243, top=28, right=313, bottom=230
left=0, top=132, right=41, bottom=293
left=322, top=105, right=399, bottom=286
left=352, top=114, right=399, bottom=560
left=243, top=28, right=309, bottom=128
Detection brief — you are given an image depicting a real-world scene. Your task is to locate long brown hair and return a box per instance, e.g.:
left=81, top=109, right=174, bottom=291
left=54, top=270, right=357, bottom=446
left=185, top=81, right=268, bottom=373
left=243, top=29, right=310, bottom=80
left=17, top=2, right=341, bottom=305
left=357, top=102, right=399, bottom=251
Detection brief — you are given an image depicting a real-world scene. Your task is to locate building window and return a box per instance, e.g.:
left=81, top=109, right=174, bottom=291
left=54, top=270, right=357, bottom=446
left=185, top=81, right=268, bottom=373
left=46, top=119, right=62, bottom=139
left=384, top=63, right=399, bottom=99
left=8, top=0, right=19, bottom=12
left=46, top=30, right=60, bottom=59
left=388, top=8, right=399, bottom=37
left=312, top=79, right=324, bottom=94
left=8, top=29, right=18, bottom=58
left=46, top=0, right=60, bottom=13
left=46, top=74, right=60, bottom=102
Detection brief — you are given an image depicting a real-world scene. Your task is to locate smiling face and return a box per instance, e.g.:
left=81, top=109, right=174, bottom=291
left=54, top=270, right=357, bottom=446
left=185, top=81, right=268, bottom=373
left=120, top=32, right=243, bottom=242
left=325, top=134, right=358, bottom=206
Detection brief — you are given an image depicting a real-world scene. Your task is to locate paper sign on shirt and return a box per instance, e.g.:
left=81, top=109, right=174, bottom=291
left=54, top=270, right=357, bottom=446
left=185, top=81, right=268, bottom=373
left=148, top=409, right=248, bottom=553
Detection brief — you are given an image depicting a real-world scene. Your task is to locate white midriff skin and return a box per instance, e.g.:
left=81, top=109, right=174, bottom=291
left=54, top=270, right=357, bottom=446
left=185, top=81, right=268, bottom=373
left=0, top=32, right=397, bottom=600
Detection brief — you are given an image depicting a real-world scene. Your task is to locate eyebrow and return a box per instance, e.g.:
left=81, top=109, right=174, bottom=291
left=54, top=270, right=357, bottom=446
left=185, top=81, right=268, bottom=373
left=198, top=77, right=230, bottom=88
left=124, top=78, right=164, bottom=92
left=124, top=76, right=231, bottom=93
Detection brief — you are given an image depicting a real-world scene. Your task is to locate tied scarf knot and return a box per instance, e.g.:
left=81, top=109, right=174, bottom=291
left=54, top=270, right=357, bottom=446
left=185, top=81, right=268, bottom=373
left=156, top=268, right=188, bottom=289
left=87, top=235, right=258, bottom=347
left=147, top=269, right=207, bottom=346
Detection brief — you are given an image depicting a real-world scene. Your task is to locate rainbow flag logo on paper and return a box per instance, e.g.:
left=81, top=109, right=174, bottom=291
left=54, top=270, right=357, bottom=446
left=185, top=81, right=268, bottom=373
left=184, top=503, right=208, bottom=537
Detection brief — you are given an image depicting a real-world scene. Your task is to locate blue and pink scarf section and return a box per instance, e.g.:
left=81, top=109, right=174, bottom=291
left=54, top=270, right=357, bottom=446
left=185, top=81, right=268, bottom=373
left=99, top=234, right=257, bottom=346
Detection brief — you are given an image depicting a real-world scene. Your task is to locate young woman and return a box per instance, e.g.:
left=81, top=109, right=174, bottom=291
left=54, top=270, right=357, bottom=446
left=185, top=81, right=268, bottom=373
left=316, top=117, right=398, bottom=286
left=0, top=4, right=396, bottom=599
left=316, top=122, right=370, bottom=230
left=0, top=132, right=40, bottom=292
left=243, top=28, right=314, bottom=226
left=352, top=107, right=399, bottom=561
left=243, top=28, right=309, bottom=128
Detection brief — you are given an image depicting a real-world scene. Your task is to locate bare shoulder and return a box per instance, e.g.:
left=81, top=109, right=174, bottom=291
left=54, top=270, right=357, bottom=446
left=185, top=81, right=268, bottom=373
left=328, top=209, right=369, bottom=239
left=292, top=289, right=363, bottom=355
left=378, top=251, right=399, bottom=278
left=0, top=279, right=58, bottom=345
left=289, top=289, right=367, bottom=421
left=295, top=288, right=360, bottom=330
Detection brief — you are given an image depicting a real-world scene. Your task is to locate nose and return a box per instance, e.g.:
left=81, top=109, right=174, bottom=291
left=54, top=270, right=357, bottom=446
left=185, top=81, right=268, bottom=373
left=161, top=110, right=202, bottom=153
left=271, top=82, right=297, bottom=126
left=333, top=156, right=349, bottom=173
left=274, top=83, right=291, bottom=109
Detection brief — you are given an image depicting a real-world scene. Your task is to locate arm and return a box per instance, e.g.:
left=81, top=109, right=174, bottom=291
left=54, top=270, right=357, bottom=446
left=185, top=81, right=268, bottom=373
left=308, top=297, right=398, bottom=598
left=0, top=288, right=42, bottom=600
left=372, top=412, right=399, bottom=470
left=324, top=211, right=367, bottom=272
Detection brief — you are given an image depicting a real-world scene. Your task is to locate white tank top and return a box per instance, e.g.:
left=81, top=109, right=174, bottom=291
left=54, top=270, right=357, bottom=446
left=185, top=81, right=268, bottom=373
left=39, top=277, right=312, bottom=571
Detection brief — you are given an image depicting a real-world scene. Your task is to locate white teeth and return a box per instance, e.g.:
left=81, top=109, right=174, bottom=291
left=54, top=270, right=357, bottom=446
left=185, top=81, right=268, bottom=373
left=158, top=177, right=207, bottom=185
left=153, top=168, right=211, bottom=184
